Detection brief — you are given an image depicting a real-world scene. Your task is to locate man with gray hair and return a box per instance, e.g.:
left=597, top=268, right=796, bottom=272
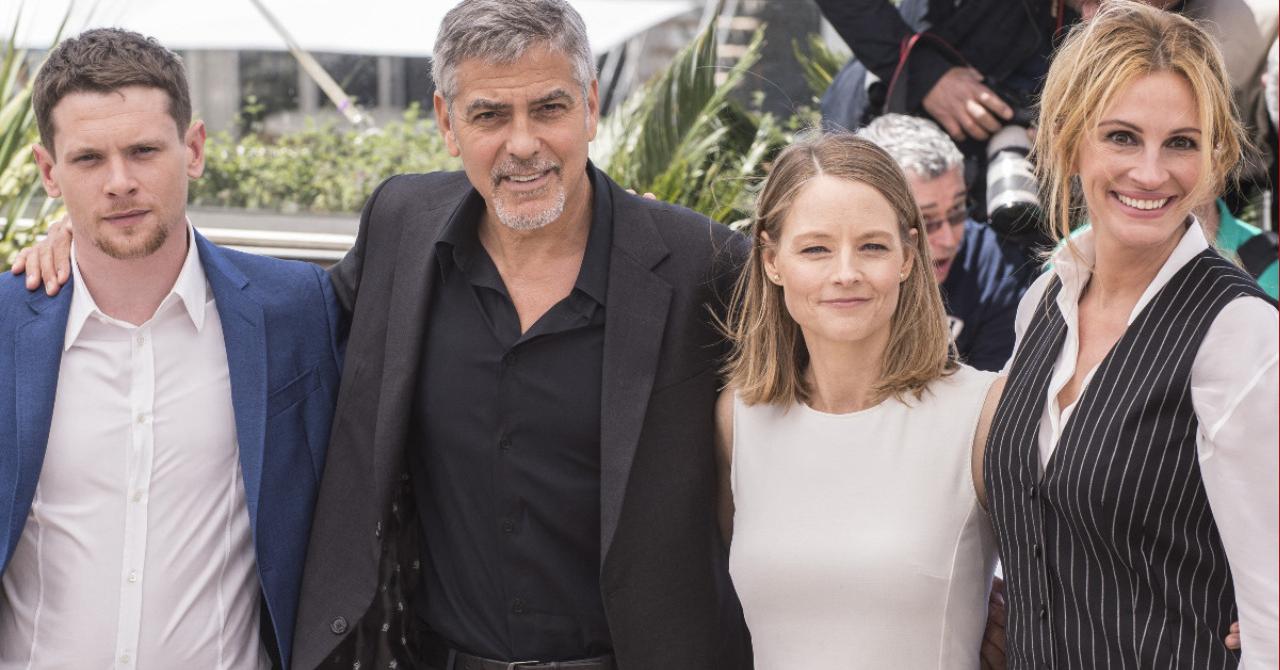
left=290, top=0, right=751, bottom=668
left=858, top=114, right=1032, bottom=371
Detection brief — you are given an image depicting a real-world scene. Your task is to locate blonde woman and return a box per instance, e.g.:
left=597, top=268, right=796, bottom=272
left=716, top=132, right=1004, bottom=668
left=982, top=2, right=1278, bottom=668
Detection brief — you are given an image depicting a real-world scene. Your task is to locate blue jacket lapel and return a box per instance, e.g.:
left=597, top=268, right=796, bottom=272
left=195, top=233, right=267, bottom=527
left=3, top=288, right=72, bottom=568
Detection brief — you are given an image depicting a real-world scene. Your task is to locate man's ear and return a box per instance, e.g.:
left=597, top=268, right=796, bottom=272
left=434, top=91, right=461, bottom=158
left=585, top=79, right=600, bottom=141
left=32, top=143, right=62, bottom=199
left=185, top=120, right=207, bottom=179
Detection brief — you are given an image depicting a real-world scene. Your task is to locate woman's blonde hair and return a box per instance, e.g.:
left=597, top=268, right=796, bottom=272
left=722, top=132, right=955, bottom=407
left=1035, top=0, right=1245, bottom=244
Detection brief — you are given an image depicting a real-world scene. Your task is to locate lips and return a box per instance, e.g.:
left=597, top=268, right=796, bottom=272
left=102, top=209, right=150, bottom=224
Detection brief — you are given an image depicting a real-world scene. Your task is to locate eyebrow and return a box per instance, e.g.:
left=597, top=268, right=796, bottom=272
left=1098, top=119, right=1201, bottom=135
left=464, top=89, right=575, bottom=118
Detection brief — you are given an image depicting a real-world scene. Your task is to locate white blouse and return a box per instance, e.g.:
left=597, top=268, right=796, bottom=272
left=1009, top=221, right=1278, bottom=669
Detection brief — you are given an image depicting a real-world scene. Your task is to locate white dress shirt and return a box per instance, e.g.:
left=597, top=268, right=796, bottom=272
left=0, top=227, right=269, bottom=669
left=1010, top=221, right=1279, bottom=668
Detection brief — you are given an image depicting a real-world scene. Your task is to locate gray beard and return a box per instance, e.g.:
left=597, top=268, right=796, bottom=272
left=493, top=185, right=567, bottom=231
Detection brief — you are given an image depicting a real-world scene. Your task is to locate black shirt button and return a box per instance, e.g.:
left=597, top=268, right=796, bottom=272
left=502, top=519, right=516, bottom=534
left=330, top=616, right=348, bottom=634
left=499, top=437, right=512, bottom=451
left=512, top=598, right=527, bottom=614
left=502, top=351, right=517, bottom=367
left=374, top=521, right=382, bottom=538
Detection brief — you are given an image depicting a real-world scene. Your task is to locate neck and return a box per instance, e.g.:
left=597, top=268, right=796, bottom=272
left=802, top=328, right=890, bottom=414
left=1087, top=224, right=1183, bottom=307
left=75, top=230, right=189, bottom=326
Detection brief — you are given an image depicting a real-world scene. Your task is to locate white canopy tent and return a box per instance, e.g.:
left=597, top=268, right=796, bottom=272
left=1, top=0, right=695, bottom=56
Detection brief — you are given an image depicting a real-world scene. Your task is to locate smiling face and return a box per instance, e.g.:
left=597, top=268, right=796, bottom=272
left=763, top=175, right=914, bottom=353
left=33, top=85, right=203, bottom=261
left=434, top=44, right=598, bottom=232
left=1076, top=70, right=1203, bottom=252
left=906, top=166, right=967, bottom=283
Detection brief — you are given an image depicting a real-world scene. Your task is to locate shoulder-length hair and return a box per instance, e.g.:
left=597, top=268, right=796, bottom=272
left=722, top=132, right=955, bottom=407
left=1034, top=0, right=1245, bottom=244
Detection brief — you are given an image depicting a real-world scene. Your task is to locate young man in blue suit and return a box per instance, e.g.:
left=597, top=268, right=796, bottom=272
left=0, top=29, right=342, bottom=668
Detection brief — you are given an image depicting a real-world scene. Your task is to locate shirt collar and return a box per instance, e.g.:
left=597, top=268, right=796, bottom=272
left=1051, top=217, right=1210, bottom=323
left=434, top=162, right=613, bottom=306
left=65, top=223, right=209, bottom=350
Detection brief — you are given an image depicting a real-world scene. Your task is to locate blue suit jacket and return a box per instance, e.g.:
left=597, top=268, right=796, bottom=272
left=0, top=232, right=343, bottom=668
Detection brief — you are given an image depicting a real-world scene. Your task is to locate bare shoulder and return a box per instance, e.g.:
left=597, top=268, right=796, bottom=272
left=714, top=386, right=736, bottom=455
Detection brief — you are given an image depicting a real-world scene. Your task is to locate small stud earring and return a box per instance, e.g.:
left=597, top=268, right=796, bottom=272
left=899, top=272, right=907, bottom=282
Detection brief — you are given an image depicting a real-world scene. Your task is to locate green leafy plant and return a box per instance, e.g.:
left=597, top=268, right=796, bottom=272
left=0, top=10, right=66, bottom=270
left=594, top=9, right=788, bottom=228
left=793, top=33, right=849, bottom=101
left=191, top=104, right=460, bottom=213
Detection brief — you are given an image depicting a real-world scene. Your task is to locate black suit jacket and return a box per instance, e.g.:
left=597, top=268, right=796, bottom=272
left=293, top=169, right=751, bottom=669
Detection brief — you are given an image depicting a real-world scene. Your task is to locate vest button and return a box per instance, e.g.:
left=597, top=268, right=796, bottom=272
left=1038, top=604, right=1049, bottom=620
left=1027, top=484, right=1037, bottom=499
left=330, top=616, right=349, bottom=634
left=1033, top=543, right=1042, bottom=558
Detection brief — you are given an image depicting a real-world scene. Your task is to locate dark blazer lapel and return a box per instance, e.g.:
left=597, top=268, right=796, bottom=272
left=197, top=233, right=268, bottom=524
left=600, top=186, right=672, bottom=563
left=4, top=290, right=71, bottom=565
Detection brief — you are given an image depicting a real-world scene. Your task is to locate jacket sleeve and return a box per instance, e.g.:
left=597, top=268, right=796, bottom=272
left=813, top=0, right=955, bottom=112
left=328, top=175, right=397, bottom=321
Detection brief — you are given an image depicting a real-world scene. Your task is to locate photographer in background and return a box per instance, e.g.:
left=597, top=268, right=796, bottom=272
left=859, top=114, right=1034, bottom=372
left=816, top=0, right=1070, bottom=262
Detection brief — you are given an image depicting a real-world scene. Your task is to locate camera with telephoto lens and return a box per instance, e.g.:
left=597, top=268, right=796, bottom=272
left=984, top=108, right=1042, bottom=239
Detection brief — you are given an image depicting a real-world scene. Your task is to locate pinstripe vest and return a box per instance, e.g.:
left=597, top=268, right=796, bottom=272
left=985, top=250, right=1271, bottom=669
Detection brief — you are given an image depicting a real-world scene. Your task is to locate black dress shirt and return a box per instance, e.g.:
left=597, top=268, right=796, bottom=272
left=408, top=166, right=614, bottom=661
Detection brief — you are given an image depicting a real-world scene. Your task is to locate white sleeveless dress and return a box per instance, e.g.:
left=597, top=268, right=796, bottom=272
left=729, top=365, right=999, bottom=669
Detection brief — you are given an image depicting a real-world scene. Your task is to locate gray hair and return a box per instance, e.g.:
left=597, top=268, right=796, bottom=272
left=856, top=114, right=963, bottom=180
left=431, top=0, right=595, bottom=105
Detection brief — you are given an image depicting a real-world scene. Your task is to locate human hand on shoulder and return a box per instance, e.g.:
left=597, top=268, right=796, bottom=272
left=11, top=215, right=73, bottom=296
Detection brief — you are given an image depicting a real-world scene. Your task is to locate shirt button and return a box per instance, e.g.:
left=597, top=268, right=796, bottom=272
left=374, top=521, right=383, bottom=538
left=127, top=570, right=138, bottom=583
left=502, top=351, right=517, bottom=367
left=501, top=520, right=515, bottom=534
left=330, top=616, right=349, bottom=634
left=135, top=334, right=145, bottom=346
left=136, top=414, right=147, bottom=425
left=499, top=437, right=512, bottom=451
left=511, top=598, right=527, bottom=614
left=132, top=491, right=142, bottom=502
left=119, top=654, right=131, bottom=664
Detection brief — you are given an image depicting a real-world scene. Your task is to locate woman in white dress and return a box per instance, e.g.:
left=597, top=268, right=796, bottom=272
left=715, top=132, right=1005, bottom=668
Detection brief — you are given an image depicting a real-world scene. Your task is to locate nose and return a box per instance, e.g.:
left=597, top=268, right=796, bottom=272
left=1129, top=145, right=1170, bottom=190
left=505, top=112, right=540, bottom=159
left=103, top=155, right=139, bottom=197
left=934, top=221, right=958, bottom=249
left=831, top=248, right=861, bottom=285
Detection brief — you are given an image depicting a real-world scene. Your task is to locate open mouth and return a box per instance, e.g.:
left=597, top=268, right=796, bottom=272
left=1113, top=192, right=1173, bottom=213
left=498, top=168, right=557, bottom=192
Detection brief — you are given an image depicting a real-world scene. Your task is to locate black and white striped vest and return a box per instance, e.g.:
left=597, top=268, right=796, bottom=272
left=985, top=249, right=1273, bottom=669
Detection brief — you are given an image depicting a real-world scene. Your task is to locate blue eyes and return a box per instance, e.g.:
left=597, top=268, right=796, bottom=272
left=799, top=243, right=887, bottom=255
